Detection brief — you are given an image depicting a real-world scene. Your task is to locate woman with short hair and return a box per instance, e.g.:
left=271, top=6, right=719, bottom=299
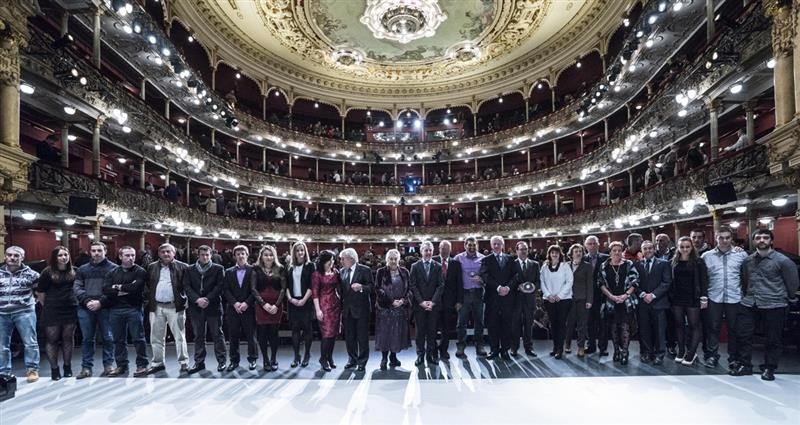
left=374, top=249, right=412, bottom=369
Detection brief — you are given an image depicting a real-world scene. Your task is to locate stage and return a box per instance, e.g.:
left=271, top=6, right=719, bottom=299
left=2, top=341, right=799, bottom=424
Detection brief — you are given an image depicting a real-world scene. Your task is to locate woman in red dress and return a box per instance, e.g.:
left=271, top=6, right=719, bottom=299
left=312, top=250, right=341, bottom=372
left=251, top=245, right=285, bottom=371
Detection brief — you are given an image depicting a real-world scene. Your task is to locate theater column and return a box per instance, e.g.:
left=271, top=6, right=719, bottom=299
left=91, top=117, right=104, bottom=178
left=92, top=8, right=101, bottom=69
left=139, top=160, right=146, bottom=190
left=708, top=99, right=721, bottom=160
left=767, top=3, right=796, bottom=126
left=139, top=232, right=146, bottom=253
left=706, top=0, right=715, bottom=42
left=61, top=124, right=70, bottom=169
left=744, top=101, right=756, bottom=142
left=262, top=147, right=267, bottom=172
left=140, top=78, right=146, bottom=101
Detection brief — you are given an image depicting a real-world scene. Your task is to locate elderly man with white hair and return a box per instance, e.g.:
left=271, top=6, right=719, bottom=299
left=339, top=248, right=373, bottom=372
left=0, top=246, right=41, bottom=382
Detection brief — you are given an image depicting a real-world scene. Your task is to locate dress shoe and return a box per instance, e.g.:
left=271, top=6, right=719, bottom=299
left=426, top=354, right=438, bottom=364
left=389, top=353, right=401, bottom=367
left=291, top=357, right=300, bottom=368
left=51, top=368, right=62, bottom=381
left=674, top=352, right=685, bottom=363
left=179, top=364, right=190, bottom=373
left=133, top=367, right=148, bottom=377
left=439, top=351, right=451, bottom=361
left=475, top=346, right=487, bottom=357
left=344, top=361, right=357, bottom=369
left=147, top=364, right=165, bottom=374
left=554, top=352, right=563, bottom=360
left=653, top=357, right=664, bottom=366
left=217, top=364, right=227, bottom=372
left=62, top=365, right=73, bottom=378
left=26, top=370, right=39, bottom=383
left=415, top=355, right=425, bottom=366
left=320, top=360, right=331, bottom=372
left=620, top=354, right=629, bottom=365
left=107, top=367, right=129, bottom=377
left=76, top=368, right=92, bottom=379
left=301, top=354, right=310, bottom=367
left=249, top=361, right=257, bottom=370
left=525, top=349, right=537, bottom=357
left=549, top=351, right=556, bottom=357
left=639, top=355, right=651, bottom=364
left=509, top=349, right=518, bottom=357
left=729, top=364, right=752, bottom=376
left=487, top=351, right=500, bottom=360
left=380, top=358, right=388, bottom=370
left=455, top=345, right=466, bottom=358
left=704, top=357, right=719, bottom=368
left=187, top=363, right=205, bottom=374
left=500, top=351, right=511, bottom=361
left=584, top=347, right=596, bottom=355
left=329, top=360, right=337, bottom=369
left=100, top=366, right=115, bottom=377
left=356, top=365, right=366, bottom=372
left=613, top=352, right=621, bottom=363
left=577, top=347, right=585, bottom=357
left=667, top=347, right=677, bottom=358
left=681, top=353, right=698, bottom=366
left=761, top=368, right=775, bottom=381
left=564, top=345, right=572, bottom=354
left=225, top=363, right=239, bottom=372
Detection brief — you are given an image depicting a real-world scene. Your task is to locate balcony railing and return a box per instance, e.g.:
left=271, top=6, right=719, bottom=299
left=26, top=145, right=769, bottom=241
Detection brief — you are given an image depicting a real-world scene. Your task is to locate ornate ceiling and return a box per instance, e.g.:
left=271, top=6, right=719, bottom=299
left=168, top=0, right=627, bottom=107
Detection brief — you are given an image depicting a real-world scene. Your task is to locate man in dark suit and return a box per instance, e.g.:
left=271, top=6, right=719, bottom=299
left=433, top=240, right=459, bottom=360
left=411, top=241, right=444, bottom=366
left=184, top=245, right=227, bottom=374
left=339, top=248, right=373, bottom=372
left=584, top=235, right=610, bottom=355
left=222, top=245, right=258, bottom=371
left=634, top=240, right=672, bottom=365
left=510, top=241, right=540, bottom=357
left=480, top=235, right=517, bottom=360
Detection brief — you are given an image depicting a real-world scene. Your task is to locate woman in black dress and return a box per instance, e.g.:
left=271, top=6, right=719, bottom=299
left=670, top=236, right=709, bottom=366
left=373, top=249, right=412, bottom=369
left=35, top=245, right=78, bottom=380
left=286, top=241, right=316, bottom=367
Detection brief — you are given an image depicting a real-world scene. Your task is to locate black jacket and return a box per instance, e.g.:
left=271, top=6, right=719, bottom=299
left=479, top=253, right=517, bottom=307
left=433, top=255, right=459, bottom=308
left=102, top=264, right=147, bottom=309
left=223, top=264, right=255, bottom=307
left=145, top=260, right=189, bottom=312
left=409, top=260, right=444, bottom=308
left=183, top=262, right=225, bottom=314
left=634, top=257, right=672, bottom=309
left=339, top=264, right=373, bottom=319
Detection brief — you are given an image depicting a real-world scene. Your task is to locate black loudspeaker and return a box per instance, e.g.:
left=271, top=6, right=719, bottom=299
left=0, top=373, right=16, bottom=402
left=704, top=182, right=737, bottom=205
left=68, top=196, right=98, bottom=216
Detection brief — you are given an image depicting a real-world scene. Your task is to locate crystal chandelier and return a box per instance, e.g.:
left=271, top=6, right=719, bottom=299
left=360, top=0, right=447, bottom=44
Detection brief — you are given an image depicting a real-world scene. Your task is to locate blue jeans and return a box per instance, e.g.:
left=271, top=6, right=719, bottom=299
left=77, top=308, right=114, bottom=369
left=457, top=288, right=485, bottom=346
left=109, top=307, right=148, bottom=369
left=0, top=309, right=39, bottom=373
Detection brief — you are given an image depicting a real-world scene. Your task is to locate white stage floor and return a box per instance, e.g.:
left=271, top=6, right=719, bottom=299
left=2, top=372, right=798, bottom=424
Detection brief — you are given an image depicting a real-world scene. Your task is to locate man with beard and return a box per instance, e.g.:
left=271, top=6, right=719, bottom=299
left=730, top=229, right=799, bottom=381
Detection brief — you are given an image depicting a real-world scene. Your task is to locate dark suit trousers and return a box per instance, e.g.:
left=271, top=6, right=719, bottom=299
left=587, top=287, right=606, bottom=350
left=512, top=293, right=536, bottom=350
left=545, top=299, right=573, bottom=354
left=637, top=303, right=667, bottom=358
left=225, top=306, right=257, bottom=363
left=415, top=307, right=438, bottom=355
left=189, top=306, right=226, bottom=364
left=735, top=305, right=787, bottom=371
left=344, top=312, right=370, bottom=366
left=436, top=302, right=456, bottom=353
left=487, top=298, right=515, bottom=352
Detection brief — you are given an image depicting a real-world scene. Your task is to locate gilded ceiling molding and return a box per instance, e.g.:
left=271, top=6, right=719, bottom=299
left=170, top=0, right=626, bottom=106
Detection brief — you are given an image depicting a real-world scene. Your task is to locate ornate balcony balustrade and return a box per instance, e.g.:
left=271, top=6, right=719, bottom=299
left=24, top=145, right=769, bottom=242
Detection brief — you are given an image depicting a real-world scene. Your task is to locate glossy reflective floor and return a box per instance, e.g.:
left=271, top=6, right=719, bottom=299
left=2, top=341, right=799, bottom=424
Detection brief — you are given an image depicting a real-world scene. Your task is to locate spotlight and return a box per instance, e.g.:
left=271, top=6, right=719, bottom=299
left=677, top=109, right=688, bottom=117
left=64, top=218, right=76, bottom=225
left=79, top=76, right=87, bottom=85
left=235, top=72, right=241, bottom=79
left=21, top=212, right=37, bottom=221
left=161, top=47, right=171, bottom=57
left=63, top=106, right=76, bottom=115
left=147, top=35, right=157, bottom=44
left=729, top=83, right=743, bottom=94
left=122, top=126, right=131, bottom=133
left=771, top=197, right=788, bottom=207
left=767, top=58, right=776, bottom=68
left=19, top=83, right=35, bottom=94
left=67, top=135, right=77, bottom=141
left=188, top=35, right=194, bottom=42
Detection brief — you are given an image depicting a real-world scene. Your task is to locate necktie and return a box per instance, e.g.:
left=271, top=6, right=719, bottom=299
left=646, top=259, right=652, bottom=275
left=442, top=259, right=448, bottom=277
left=497, top=254, right=505, bottom=268
left=424, top=261, right=430, bottom=278
left=342, top=267, right=350, bottom=285
left=521, top=260, right=526, bottom=273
